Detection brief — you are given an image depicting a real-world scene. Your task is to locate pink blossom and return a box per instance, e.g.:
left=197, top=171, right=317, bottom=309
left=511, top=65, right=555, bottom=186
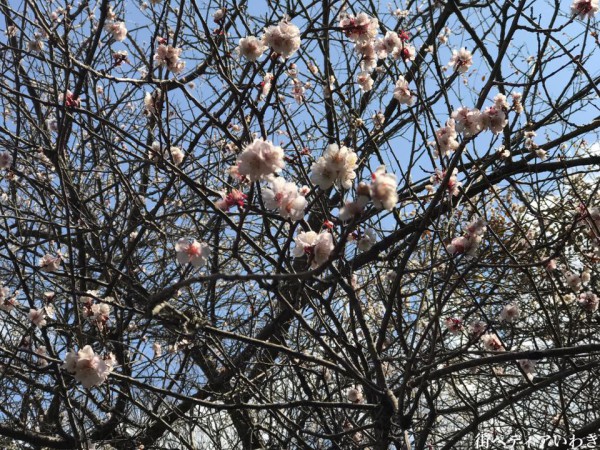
left=481, top=106, right=507, bottom=134
left=28, top=308, right=46, bottom=328
left=356, top=71, right=374, bottom=92
left=0, top=285, right=17, bottom=312
left=260, top=73, right=274, bottom=99
left=175, top=238, right=210, bottom=268
left=263, top=21, right=301, bottom=59
left=431, top=168, right=462, bottom=197
left=448, top=48, right=473, bottom=73
left=293, top=231, right=334, bottom=268
left=447, top=217, right=486, bottom=257
left=346, top=386, right=364, bottom=403
left=571, top=0, right=599, bottom=18
left=518, top=359, right=536, bottom=380
left=236, top=138, right=285, bottom=182
left=469, top=320, right=486, bottom=336
left=339, top=189, right=370, bottom=222
left=35, top=346, right=49, bottom=368
left=216, top=190, right=247, bottom=211
left=392, top=42, right=416, bottom=62
left=451, top=107, right=482, bottom=137
left=169, top=146, right=184, bottom=165
left=310, top=143, right=358, bottom=190
left=393, top=76, right=413, bottom=105
left=290, top=78, right=306, bottom=104
left=435, top=120, right=460, bottom=156
left=354, top=41, right=378, bottom=72
left=236, top=36, right=267, bottom=61
left=499, top=304, right=520, bottom=323
left=481, top=333, right=505, bottom=351
left=89, top=303, right=111, bottom=330
left=39, top=254, right=62, bottom=273
left=357, top=229, right=376, bottom=251
left=59, top=90, right=80, bottom=108
left=154, top=44, right=185, bottom=74
left=339, top=13, right=378, bottom=43
left=62, top=345, right=115, bottom=389
left=370, top=166, right=398, bottom=211
left=512, top=92, right=524, bottom=114
left=105, top=21, right=127, bottom=42
left=213, top=8, right=226, bottom=22
left=444, top=317, right=463, bottom=334
left=262, top=177, right=307, bottom=221
left=378, top=31, right=401, bottom=57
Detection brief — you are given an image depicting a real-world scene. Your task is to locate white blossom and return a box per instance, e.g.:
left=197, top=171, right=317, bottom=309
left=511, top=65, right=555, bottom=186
left=236, top=138, right=285, bottom=182
left=175, top=238, right=210, bottom=268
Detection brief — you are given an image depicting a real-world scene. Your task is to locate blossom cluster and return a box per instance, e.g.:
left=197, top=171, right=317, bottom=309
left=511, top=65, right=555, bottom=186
left=236, top=20, right=301, bottom=61
left=63, top=346, right=116, bottom=389
left=154, top=43, right=185, bottom=74
left=447, top=217, right=487, bottom=257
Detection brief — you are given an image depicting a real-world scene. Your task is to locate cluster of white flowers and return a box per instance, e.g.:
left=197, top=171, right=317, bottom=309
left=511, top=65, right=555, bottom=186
left=447, top=217, right=487, bottom=257
left=451, top=107, right=482, bottom=137
left=149, top=141, right=185, bottom=166
left=339, top=183, right=371, bottom=221
left=80, top=292, right=111, bottom=331
left=337, top=166, right=399, bottom=222
left=357, top=71, right=374, bottom=93
left=143, top=91, right=161, bottom=116
left=263, top=20, right=302, bottom=59
left=337, top=12, right=419, bottom=95
left=0, top=284, right=17, bottom=312
left=434, top=120, right=460, bottom=157
left=154, top=44, right=185, bottom=74
left=293, top=231, right=334, bottom=268
left=469, top=320, right=487, bottom=336
left=236, top=36, right=268, bottom=61
left=369, top=165, right=398, bottom=211
left=448, top=48, right=473, bottom=73
left=104, top=21, right=127, bottom=42
left=235, top=138, right=285, bottom=182
left=436, top=94, right=514, bottom=157
left=346, top=385, right=364, bottom=403
left=28, top=308, right=47, bottom=328
left=310, top=143, right=358, bottom=190
left=571, top=0, right=599, bottom=18
left=393, top=75, right=413, bottom=105
left=428, top=168, right=462, bottom=197
left=483, top=94, right=510, bottom=134
left=499, top=304, right=520, bottom=323
left=236, top=20, right=301, bottom=61
left=518, top=359, right=536, bottom=380
left=262, top=177, right=308, bottom=221
left=63, top=346, right=116, bottom=389
left=481, top=333, right=505, bottom=351
left=35, top=346, right=49, bottom=368
left=290, top=78, right=306, bottom=104
left=39, top=254, right=62, bottom=273
left=564, top=267, right=591, bottom=291
left=175, top=238, right=210, bottom=268
left=351, top=228, right=376, bottom=251
left=444, top=317, right=463, bottom=334
left=340, top=13, right=378, bottom=44
left=512, top=92, right=524, bottom=114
